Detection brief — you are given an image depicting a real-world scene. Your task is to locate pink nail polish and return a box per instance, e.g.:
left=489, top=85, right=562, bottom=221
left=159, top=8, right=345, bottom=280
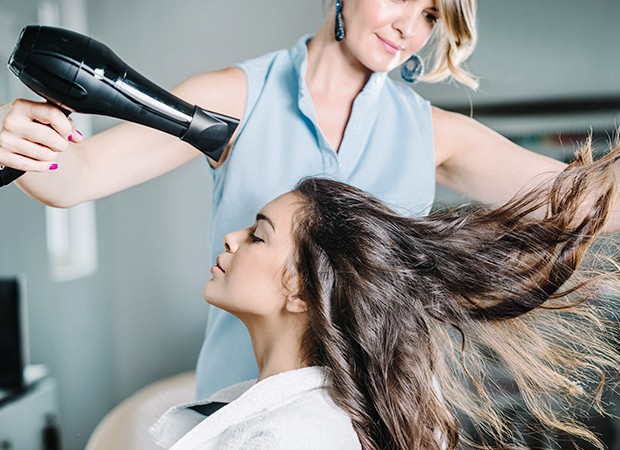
left=68, top=134, right=73, bottom=142
left=75, top=129, right=84, bottom=137
left=49, top=163, right=59, bottom=171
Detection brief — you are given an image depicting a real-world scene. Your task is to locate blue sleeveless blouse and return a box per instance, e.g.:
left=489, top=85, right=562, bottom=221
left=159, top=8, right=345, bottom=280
left=196, top=35, right=435, bottom=399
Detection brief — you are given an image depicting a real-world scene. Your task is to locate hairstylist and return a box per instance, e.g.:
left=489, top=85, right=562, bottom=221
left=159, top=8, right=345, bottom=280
left=0, top=0, right=602, bottom=400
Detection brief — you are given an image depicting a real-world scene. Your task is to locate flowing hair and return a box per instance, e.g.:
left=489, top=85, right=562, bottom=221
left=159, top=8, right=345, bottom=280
left=289, top=139, right=620, bottom=449
left=424, top=0, right=478, bottom=89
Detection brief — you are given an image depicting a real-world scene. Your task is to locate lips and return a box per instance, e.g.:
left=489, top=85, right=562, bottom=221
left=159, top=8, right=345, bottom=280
left=377, top=35, right=403, bottom=55
left=215, top=256, right=226, bottom=273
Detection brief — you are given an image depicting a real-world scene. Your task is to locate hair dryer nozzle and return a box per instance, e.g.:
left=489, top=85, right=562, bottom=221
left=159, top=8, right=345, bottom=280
left=182, top=107, right=238, bottom=161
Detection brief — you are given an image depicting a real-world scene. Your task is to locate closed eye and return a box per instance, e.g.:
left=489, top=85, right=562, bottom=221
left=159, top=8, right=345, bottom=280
left=249, top=232, right=264, bottom=243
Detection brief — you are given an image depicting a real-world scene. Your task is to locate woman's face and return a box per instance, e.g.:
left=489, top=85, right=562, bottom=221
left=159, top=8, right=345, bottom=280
left=342, top=0, right=440, bottom=72
left=203, top=192, right=300, bottom=319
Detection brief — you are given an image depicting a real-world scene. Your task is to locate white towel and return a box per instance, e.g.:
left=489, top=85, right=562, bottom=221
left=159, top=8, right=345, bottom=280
left=150, top=366, right=361, bottom=449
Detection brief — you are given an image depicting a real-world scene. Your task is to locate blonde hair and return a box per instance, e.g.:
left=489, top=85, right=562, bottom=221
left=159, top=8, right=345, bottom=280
left=325, top=0, right=480, bottom=89
left=423, top=0, right=479, bottom=89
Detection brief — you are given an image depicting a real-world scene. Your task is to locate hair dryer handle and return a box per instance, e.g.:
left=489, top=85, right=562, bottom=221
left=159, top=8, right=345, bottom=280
left=0, top=166, right=25, bottom=187
left=0, top=102, right=69, bottom=188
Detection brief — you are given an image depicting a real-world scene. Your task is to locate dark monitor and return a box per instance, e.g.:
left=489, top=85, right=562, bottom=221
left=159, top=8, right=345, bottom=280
left=0, top=276, right=28, bottom=391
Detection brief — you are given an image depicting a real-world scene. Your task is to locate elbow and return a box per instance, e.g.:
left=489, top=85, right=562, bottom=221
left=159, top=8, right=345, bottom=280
left=30, top=194, right=79, bottom=209
left=42, top=198, right=79, bottom=209
left=16, top=181, right=84, bottom=209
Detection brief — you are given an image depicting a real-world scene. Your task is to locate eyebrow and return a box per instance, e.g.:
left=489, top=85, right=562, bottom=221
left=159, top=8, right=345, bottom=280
left=256, top=213, right=275, bottom=232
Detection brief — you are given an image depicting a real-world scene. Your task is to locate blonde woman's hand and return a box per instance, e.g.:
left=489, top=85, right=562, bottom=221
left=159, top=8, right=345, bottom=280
left=0, top=98, right=84, bottom=172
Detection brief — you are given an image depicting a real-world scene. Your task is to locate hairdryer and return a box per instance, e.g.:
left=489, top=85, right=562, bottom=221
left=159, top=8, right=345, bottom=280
left=1, top=25, right=239, bottom=187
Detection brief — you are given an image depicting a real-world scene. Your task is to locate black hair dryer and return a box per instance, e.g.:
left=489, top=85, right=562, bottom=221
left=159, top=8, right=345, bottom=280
left=1, top=25, right=239, bottom=187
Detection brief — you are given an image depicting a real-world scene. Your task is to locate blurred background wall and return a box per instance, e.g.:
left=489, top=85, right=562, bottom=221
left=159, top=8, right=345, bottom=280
left=0, top=1, right=618, bottom=449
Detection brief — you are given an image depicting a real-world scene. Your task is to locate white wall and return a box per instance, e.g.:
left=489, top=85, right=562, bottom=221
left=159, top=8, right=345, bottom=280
left=0, top=3, right=116, bottom=450
left=415, top=0, right=620, bottom=106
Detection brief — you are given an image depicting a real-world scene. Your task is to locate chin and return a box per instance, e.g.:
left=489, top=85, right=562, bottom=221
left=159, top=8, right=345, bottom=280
left=205, top=297, right=229, bottom=313
left=363, top=59, right=400, bottom=75
left=203, top=286, right=220, bottom=305
left=203, top=284, right=218, bottom=306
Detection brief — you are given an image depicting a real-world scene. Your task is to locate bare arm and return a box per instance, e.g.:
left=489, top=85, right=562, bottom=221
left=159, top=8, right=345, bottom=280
left=1, top=66, right=246, bottom=207
left=433, top=107, right=620, bottom=232
left=433, top=107, right=566, bottom=205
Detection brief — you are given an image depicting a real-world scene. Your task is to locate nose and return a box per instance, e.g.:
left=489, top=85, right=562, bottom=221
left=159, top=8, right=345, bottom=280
left=392, top=6, right=424, bottom=39
left=223, top=230, right=242, bottom=253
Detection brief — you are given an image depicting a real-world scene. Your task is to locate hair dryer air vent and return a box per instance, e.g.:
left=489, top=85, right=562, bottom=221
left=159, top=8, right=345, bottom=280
left=8, top=27, right=30, bottom=77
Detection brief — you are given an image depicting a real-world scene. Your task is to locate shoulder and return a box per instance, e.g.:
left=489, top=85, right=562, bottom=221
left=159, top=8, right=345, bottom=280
left=171, top=67, right=247, bottom=122
left=234, top=34, right=309, bottom=78
left=431, top=105, right=531, bottom=164
left=245, top=388, right=361, bottom=448
left=164, top=369, right=362, bottom=449
left=379, top=78, right=433, bottom=132
left=432, top=106, right=490, bottom=165
left=384, top=78, right=431, bottom=109
left=431, top=106, right=475, bottom=129
left=170, top=37, right=303, bottom=122
left=234, top=47, right=291, bottom=77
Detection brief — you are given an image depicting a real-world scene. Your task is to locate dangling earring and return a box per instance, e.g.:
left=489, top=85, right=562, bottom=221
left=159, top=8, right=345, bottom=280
left=335, top=0, right=345, bottom=42
left=400, top=54, right=425, bottom=84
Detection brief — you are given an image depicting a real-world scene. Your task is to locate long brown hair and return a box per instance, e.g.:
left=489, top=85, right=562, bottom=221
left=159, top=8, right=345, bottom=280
left=290, top=139, right=620, bottom=449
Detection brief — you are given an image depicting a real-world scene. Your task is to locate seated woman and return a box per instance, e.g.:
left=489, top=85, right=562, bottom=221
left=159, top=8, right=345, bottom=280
left=150, top=140, right=620, bottom=450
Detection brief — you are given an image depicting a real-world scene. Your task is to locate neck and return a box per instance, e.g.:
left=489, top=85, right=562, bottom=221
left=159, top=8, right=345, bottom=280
left=243, top=315, right=306, bottom=382
left=305, top=21, right=372, bottom=97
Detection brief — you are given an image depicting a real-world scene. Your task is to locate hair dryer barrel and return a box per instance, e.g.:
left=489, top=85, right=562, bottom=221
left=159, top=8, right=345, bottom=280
left=2, top=25, right=238, bottom=187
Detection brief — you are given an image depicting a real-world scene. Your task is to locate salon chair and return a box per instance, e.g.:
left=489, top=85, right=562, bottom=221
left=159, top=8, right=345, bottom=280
left=85, top=371, right=195, bottom=450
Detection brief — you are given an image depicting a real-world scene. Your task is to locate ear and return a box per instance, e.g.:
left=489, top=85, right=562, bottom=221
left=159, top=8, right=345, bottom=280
left=282, top=269, right=307, bottom=313
left=286, top=294, right=309, bottom=314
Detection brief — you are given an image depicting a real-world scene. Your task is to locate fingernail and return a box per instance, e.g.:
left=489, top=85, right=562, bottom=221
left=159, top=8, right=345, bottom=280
left=68, top=134, right=73, bottom=142
left=49, top=163, right=59, bottom=171
left=75, top=129, right=84, bottom=137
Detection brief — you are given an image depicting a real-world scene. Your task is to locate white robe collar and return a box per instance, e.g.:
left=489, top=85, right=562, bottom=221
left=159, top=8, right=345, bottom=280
left=150, top=366, right=328, bottom=448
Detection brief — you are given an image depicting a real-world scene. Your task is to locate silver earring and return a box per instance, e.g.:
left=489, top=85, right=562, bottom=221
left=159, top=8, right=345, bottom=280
left=400, top=54, right=425, bottom=84
left=335, top=0, right=345, bottom=42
